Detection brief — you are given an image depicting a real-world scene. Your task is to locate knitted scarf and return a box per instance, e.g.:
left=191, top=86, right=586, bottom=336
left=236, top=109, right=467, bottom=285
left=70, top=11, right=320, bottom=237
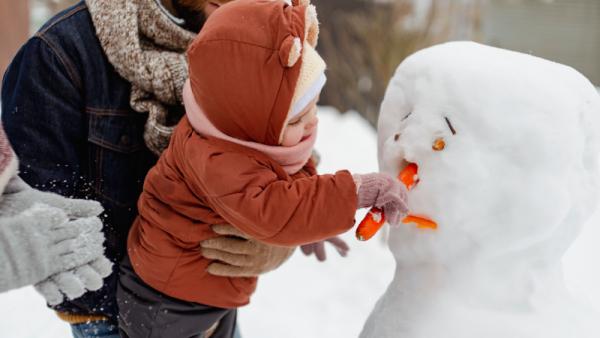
left=86, top=0, right=196, bottom=155
left=183, top=81, right=316, bottom=175
left=0, top=125, right=18, bottom=196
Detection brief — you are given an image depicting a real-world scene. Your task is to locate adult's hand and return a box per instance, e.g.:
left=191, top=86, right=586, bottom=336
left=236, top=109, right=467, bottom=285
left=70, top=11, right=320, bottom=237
left=0, top=176, right=103, bottom=218
left=200, top=224, right=295, bottom=277
left=35, top=256, right=113, bottom=306
left=0, top=203, right=109, bottom=294
left=300, top=236, right=350, bottom=262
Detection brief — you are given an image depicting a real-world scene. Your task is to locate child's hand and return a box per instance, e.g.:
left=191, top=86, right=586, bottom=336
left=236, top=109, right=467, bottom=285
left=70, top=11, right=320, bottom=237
left=353, top=173, right=409, bottom=226
left=300, top=236, right=349, bottom=262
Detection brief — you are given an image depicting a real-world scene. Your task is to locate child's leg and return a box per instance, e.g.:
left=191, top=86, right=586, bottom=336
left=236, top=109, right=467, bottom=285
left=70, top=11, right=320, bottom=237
left=117, top=256, right=235, bottom=338
left=208, top=309, right=237, bottom=338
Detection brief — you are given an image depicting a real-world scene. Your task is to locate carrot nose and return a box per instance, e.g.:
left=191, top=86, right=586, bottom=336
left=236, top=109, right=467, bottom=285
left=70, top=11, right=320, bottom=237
left=398, top=162, right=419, bottom=189
left=356, top=162, right=438, bottom=241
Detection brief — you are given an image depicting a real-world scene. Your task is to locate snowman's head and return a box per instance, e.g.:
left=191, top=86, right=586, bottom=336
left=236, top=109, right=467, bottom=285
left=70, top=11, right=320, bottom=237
left=379, top=42, right=600, bottom=265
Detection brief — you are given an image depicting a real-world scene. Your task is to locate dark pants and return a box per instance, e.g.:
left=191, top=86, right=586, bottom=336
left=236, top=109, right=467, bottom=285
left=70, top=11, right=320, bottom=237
left=117, top=257, right=237, bottom=338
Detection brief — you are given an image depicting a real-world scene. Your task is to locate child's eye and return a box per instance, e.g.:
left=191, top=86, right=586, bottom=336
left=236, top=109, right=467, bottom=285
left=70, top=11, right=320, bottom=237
left=288, top=118, right=302, bottom=126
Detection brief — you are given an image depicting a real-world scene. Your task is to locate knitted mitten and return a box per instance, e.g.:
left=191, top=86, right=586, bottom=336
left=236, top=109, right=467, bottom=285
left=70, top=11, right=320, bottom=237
left=35, top=256, right=113, bottom=305
left=353, top=173, right=409, bottom=226
left=1, top=176, right=103, bottom=218
left=0, top=203, right=109, bottom=295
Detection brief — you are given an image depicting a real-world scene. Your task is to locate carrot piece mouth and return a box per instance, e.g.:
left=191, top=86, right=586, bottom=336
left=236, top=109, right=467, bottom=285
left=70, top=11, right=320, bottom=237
left=403, top=215, right=438, bottom=230
left=399, top=163, right=438, bottom=230
left=356, top=161, right=438, bottom=241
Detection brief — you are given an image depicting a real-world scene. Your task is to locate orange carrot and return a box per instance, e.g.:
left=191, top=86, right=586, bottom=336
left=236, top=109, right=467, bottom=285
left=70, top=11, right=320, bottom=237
left=356, top=162, right=438, bottom=241
left=403, top=215, right=438, bottom=230
left=356, top=208, right=386, bottom=241
left=399, top=163, right=419, bottom=189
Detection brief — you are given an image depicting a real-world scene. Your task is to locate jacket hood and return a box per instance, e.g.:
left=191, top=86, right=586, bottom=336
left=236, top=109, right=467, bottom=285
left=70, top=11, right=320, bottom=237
left=187, top=0, right=318, bottom=145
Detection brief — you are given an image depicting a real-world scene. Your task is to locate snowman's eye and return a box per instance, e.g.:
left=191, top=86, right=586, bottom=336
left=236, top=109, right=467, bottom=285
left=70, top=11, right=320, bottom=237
left=432, top=117, right=455, bottom=151
left=432, top=137, right=446, bottom=151
left=402, top=112, right=412, bottom=121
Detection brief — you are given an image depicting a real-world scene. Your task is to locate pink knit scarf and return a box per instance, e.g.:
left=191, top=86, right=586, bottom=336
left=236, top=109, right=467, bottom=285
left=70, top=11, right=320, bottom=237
left=183, top=81, right=316, bottom=175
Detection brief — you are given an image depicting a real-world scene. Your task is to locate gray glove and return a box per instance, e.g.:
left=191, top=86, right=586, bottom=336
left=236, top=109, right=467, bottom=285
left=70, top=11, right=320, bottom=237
left=35, top=256, right=113, bottom=306
left=0, top=203, right=108, bottom=294
left=0, top=176, right=103, bottom=218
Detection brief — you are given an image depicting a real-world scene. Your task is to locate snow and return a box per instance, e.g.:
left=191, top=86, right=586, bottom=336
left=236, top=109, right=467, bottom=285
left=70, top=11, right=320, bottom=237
left=362, top=41, right=600, bottom=338
left=0, top=62, right=599, bottom=337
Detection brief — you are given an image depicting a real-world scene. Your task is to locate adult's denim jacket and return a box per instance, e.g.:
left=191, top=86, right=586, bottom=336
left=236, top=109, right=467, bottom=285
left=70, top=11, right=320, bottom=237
left=2, top=2, right=160, bottom=319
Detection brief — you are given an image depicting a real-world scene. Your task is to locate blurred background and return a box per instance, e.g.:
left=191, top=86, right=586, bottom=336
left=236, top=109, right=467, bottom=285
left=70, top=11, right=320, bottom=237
left=1, top=0, right=598, bottom=125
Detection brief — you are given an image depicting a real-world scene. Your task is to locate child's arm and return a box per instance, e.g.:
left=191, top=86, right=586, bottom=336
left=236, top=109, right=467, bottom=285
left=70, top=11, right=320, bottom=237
left=189, top=151, right=358, bottom=247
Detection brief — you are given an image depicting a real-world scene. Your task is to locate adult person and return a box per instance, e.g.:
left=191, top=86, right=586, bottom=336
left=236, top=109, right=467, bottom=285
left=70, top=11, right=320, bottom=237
left=2, top=0, right=330, bottom=336
left=0, top=124, right=111, bottom=303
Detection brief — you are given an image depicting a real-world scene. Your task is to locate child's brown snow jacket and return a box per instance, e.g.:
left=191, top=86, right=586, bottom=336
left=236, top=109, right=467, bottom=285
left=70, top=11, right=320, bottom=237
left=129, top=117, right=357, bottom=308
left=128, top=0, right=358, bottom=309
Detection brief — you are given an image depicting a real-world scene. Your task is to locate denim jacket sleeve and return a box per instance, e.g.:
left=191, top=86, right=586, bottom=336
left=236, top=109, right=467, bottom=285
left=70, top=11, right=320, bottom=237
left=2, top=36, right=86, bottom=198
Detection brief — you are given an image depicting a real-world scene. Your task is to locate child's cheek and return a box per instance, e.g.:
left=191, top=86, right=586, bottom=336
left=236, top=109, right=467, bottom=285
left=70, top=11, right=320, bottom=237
left=281, top=126, right=303, bottom=147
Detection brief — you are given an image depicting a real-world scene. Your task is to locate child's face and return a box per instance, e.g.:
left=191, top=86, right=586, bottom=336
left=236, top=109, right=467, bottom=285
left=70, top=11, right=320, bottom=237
left=280, top=97, right=319, bottom=147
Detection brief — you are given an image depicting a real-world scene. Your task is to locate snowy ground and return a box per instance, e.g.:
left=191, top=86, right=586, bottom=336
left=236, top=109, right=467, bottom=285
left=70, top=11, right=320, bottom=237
left=0, top=107, right=599, bottom=337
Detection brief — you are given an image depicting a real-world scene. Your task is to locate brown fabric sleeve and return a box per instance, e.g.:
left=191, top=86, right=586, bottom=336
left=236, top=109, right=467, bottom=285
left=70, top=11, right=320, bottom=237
left=188, top=151, right=357, bottom=246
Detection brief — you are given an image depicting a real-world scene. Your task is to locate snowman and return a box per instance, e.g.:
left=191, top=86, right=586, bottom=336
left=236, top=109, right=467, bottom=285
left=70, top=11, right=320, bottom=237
left=360, top=41, right=600, bottom=338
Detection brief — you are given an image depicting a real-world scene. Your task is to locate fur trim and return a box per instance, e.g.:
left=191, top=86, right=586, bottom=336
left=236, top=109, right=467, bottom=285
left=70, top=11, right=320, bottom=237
left=293, top=0, right=310, bottom=6
left=304, top=5, right=319, bottom=47
left=288, top=37, right=303, bottom=67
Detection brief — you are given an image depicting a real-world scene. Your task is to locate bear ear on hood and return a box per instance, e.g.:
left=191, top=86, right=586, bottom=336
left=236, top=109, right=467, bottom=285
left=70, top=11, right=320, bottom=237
left=304, top=4, right=319, bottom=47
left=279, top=35, right=303, bottom=67
left=279, top=0, right=319, bottom=68
left=289, top=0, right=319, bottom=47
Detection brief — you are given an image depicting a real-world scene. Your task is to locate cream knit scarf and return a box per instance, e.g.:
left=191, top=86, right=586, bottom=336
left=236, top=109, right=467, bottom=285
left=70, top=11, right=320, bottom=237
left=86, top=0, right=196, bottom=155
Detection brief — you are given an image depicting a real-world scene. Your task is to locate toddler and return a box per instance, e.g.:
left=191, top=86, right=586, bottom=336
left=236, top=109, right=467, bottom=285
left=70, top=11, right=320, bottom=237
left=117, top=0, right=408, bottom=337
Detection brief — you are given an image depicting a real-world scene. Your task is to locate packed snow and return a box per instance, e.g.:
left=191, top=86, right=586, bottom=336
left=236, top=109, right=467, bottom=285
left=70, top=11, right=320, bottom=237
left=362, top=41, right=600, bottom=338
left=1, top=49, right=600, bottom=337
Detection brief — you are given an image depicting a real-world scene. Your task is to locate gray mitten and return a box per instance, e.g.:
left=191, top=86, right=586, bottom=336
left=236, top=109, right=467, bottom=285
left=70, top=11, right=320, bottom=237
left=0, top=203, right=106, bottom=293
left=0, top=176, right=103, bottom=218
left=35, top=256, right=113, bottom=306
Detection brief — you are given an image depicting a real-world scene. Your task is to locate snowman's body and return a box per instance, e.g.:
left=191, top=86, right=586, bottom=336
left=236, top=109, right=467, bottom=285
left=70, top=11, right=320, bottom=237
left=360, top=42, right=600, bottom=338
